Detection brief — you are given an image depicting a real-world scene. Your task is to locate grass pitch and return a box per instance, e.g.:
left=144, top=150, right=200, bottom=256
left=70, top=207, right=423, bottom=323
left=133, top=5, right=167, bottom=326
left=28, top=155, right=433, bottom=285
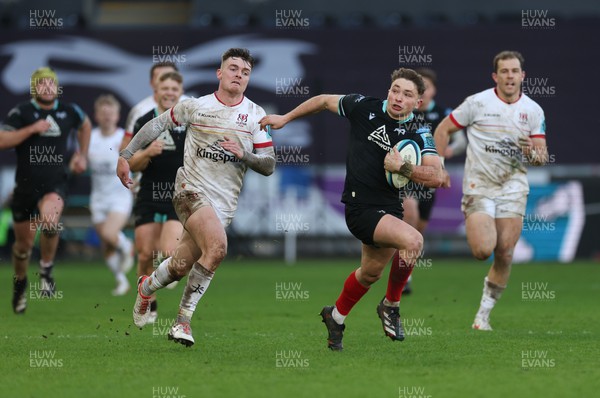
left=1, top=258, right=599, bottom=398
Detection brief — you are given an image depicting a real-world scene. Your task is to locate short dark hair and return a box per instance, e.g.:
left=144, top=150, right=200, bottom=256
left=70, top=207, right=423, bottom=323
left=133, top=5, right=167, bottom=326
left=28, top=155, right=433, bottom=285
left=415, top=68, right=437, bottom=86
left=150, top=62, right=178, bottom=81
left=390, top=68, right=426, bottom=96
left=493, top=51, right=525, bottom=72
left=221, top=48, right=255, bottom=69
left=159, top=71, right=183, bottom=84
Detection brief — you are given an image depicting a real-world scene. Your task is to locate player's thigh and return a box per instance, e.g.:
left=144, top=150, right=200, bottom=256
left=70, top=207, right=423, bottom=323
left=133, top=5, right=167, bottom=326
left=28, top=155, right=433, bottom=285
left=100, top=212, right=129, bottom=240
left=135, top=222, right=161, bottom=257
left=373, top=214, right=423, bottom=257
left=185, top=206, right=228, bottom=262
left=495, top=217, right=522, bottom=256
left=37, top=192, right=65, bottom=225
left=465, top=212, right=497, bottom=258
left=360, top=244, right=396, bottom=279
left=159, top=220, right=184, bottom=255
left=402, top=196, right=419, bottom=229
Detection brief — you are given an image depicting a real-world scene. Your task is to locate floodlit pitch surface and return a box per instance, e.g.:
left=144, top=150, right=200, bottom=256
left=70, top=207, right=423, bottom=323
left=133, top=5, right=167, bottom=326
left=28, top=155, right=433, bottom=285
left=1, top=259, right=598, bottom=398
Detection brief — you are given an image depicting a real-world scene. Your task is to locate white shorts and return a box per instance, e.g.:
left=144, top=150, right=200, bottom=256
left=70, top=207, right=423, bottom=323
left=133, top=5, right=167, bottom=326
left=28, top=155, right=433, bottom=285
left=172, top=173, right=233, bottom=228
left=461, top=192, right=527, bottom=219
left=90, top=193, right=133, bottom=224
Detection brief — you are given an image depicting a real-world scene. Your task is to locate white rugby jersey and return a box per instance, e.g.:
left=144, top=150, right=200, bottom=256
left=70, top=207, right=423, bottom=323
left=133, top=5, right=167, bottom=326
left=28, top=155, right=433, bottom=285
left=88, top=127, right=132, bottom=202
left=450, top=88, right=546, bottom=196
left=125, top=95, right=156, bottom=135
left=169, top=93, right=272, bottom=216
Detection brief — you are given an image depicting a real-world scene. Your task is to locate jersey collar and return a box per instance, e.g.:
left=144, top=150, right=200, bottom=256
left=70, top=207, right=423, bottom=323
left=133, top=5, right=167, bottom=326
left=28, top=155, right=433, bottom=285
left=494, top=88, right=522, bottom=104
left=30, top=98, right=59, bottom=111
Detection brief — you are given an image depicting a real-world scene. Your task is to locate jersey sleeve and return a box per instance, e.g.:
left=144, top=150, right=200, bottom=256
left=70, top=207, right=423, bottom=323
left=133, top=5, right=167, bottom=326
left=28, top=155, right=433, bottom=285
left=169, top=98, right=196, bottom=127
left=338, top=94, right=366, bottom=118
left=529, top=107, right=546, bottom=139
left=416, top=127, right=438, bottom=157
left=449, top=96, right=474, bottom=129
left=2, top=106, right=24, bottom=131
left=252, top=106, right=273, bottom=150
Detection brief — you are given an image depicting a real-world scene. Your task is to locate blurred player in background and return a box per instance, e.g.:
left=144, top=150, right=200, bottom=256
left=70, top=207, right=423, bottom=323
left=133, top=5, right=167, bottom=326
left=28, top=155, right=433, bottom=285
left=397, top=67, right=467, bottom=294
left=260, top=68, right=443, bottom=350
left=128, top=71, right=187, bottom=324
left=434, top=51, right=548, bottom=331
left=117, top=48, right=275, bottom=346
left=0, top=67, right=91, bottom=313
left=120, top=62, right=179, bottom=151
left=87, top=94, right=133, bottom=296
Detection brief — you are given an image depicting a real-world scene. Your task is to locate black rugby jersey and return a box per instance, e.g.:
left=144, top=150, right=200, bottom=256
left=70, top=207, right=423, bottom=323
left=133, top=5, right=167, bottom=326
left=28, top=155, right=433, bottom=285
left=132, top=108, right=186, bottom=204
left=2, top=99, right=86, bottom=190
left=414, top=100, right=451, bottom=136
left=338, top=94, right=437, bottom=205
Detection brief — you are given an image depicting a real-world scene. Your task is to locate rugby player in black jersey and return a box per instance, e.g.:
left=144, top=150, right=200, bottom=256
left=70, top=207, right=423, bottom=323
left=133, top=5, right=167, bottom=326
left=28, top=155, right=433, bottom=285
left=129, top=71, right=187, bottom=324
left=0, top=67, right=91, bottom=313
left=260, top=68, right=443, bottom=350
left=398, top=68, right=466, bottom=294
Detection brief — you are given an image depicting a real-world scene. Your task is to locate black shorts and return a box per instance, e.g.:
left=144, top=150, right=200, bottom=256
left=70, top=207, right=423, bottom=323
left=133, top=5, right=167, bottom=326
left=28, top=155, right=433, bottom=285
left=344, top=202, right=404, bottom=246
left=11, top=181, right=68, bottom=223
left=133, top=199, right=178, bottom=227
left=404, top=185, right=437, bottom=221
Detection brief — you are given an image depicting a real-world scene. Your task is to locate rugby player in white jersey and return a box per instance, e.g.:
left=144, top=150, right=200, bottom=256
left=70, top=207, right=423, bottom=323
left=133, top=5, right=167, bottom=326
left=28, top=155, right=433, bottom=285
left=87, top=94, right=133, bottom=296
left=117, top=48, right=275, bottom=346
left=434, top=51, right=549, bottom=331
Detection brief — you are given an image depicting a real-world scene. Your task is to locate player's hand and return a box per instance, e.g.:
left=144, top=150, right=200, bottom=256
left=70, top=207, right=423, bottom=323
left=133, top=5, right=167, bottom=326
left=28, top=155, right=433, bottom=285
left=145, top=140, right=164, bottom=157
left=116, top=157, right=133, bottom=188
left=384, top=146, right=404, bottom=173
left=220, top=137, right=244, bottom=159
left=440, top=169, right=451, bottom=188
left=69, top=151, right=87, bottom=174
left=30, top=119, right=51, bottom=134
left=519, top=135, right=533, bottom=156
left=259, top=115, right=286, bottom=131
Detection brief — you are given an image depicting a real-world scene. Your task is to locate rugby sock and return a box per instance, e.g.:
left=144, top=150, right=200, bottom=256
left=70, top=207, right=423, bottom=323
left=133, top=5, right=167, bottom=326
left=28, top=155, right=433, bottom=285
left=385, top=253, right=414, bottom=306
left=141, top=258, right=175, bottom=296
left=106, top=252, right=120, bottom=276
left=117, top=232, right=131, bottom=255
left=39, top=260, right=54, bottom=276
left=176, top=263, right=214, bottom=324
left=475, top=276, right=506, bottom=319
left=334, top=270, right=369, bottom=321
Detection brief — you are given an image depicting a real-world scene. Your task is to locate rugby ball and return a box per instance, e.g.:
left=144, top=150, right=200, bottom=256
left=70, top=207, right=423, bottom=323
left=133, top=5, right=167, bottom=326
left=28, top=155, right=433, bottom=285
left=386, top=139, right=421, bottom=189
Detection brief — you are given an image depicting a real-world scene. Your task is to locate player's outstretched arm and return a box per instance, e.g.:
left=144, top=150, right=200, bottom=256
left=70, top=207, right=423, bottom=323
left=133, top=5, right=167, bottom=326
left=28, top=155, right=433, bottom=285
left=0, top=119, right=50, bottom=150
left=259, top=94, right=342, bottom=131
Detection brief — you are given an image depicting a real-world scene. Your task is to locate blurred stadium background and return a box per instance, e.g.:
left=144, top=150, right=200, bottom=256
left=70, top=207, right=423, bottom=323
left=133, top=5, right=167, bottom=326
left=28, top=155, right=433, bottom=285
left=1, top=0, right=599, bottom=264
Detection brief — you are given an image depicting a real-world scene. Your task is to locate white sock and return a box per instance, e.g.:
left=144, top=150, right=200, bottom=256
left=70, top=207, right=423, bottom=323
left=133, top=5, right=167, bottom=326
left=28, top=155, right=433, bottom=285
left=383, top=298, right=400, bottom=307
left=106, top=252, right=120, bottom=275
left=331, top=307, right=346, bottom=325
left=177, top=263, right=214, bottom=323
left=117, top=232, right=131, bottom=255
left=476, top=276, right=506, bottom=319
left=40, top=260, right=53, bottom=269
left=141, top=258, right=175, bottom=297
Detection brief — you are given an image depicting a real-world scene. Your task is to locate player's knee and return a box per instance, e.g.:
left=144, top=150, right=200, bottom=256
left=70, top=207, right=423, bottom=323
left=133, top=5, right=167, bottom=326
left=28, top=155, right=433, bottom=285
left=41, top=224, right=60, bottom=237
left=12, top=244, right=32, bottom=260
left=137, top=249, right=153, bottom=266
left=204, top=242, right=227, bottom=267
left=472, top=246, right=493, bottom=261
left=400, top=232, right=423, bottom=259
left=494, top=244, right=514, bottom=263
